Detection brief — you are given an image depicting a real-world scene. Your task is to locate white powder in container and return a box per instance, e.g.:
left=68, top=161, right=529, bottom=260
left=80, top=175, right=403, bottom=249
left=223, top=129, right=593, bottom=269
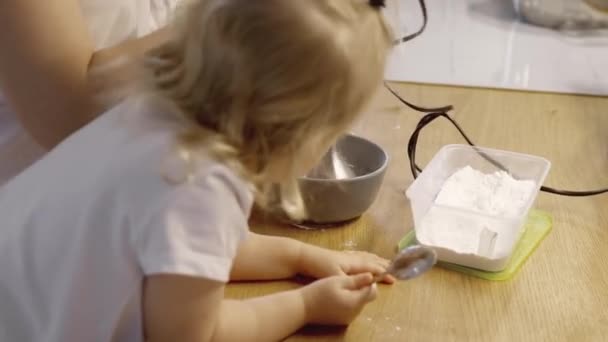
left=417, top=166, right=536, bottom=258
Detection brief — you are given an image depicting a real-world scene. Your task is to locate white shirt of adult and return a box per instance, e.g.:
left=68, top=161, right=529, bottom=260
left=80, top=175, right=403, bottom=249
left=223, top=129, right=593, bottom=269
left=0, top=0, right=181, bottom=187
left=0, top=98, right=253, bottom=341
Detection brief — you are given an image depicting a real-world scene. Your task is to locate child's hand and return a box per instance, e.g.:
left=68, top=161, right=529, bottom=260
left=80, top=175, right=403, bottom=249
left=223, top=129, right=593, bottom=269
left=299, top=245, right=396, bottom=284
left=302, top=273, right=377, bottom=325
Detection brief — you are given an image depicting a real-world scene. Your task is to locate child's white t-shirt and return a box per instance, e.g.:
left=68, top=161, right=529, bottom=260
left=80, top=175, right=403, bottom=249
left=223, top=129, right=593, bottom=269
left=0, top=99, right=252, bottom=341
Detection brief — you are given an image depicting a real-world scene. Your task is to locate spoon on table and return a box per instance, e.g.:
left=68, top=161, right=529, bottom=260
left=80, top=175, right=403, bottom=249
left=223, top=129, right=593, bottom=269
left=373, top=245, right=438, bottom=283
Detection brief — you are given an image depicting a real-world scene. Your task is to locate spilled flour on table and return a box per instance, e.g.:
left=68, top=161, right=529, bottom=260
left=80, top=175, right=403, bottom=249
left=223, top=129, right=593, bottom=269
left=343, top=240, right=358, bottom=250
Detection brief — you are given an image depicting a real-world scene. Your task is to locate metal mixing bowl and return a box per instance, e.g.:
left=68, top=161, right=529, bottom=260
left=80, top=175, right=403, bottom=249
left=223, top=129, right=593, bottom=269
left=298, top=134, right=389, bottom=224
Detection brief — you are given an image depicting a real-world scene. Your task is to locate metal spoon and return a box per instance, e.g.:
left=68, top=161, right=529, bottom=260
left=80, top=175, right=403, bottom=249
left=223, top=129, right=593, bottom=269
left=374, top=245, right=437, bottom=283
left=307, top=145, right=355, bottom=180
left=330, top=145, right=355, bottom=179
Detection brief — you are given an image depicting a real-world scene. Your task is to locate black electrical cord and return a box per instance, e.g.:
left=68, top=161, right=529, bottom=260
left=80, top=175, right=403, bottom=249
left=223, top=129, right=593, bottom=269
left=385, top=82, right=608, bottom=197
left=392, top=0, right=428, bottom=45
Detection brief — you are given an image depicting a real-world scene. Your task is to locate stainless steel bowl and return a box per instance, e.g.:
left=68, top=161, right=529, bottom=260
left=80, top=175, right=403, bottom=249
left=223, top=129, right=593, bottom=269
left=514, top=0, right=608, bottom=29
left=298, top=134, right=389, bottom=224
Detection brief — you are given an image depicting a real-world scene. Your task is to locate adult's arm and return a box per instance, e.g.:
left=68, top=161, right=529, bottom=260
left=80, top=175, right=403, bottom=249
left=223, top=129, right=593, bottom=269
left=0, top=0, right=169, bottom=148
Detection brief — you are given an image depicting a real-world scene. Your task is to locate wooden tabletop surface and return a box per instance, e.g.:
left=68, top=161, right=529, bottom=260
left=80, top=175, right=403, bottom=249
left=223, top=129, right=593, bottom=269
left=225, top=82, right=608, bottom=342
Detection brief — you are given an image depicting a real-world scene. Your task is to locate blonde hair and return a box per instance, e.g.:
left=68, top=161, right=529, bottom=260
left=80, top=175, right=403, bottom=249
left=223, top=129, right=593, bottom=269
left=143, top=0, right=393, bottom=220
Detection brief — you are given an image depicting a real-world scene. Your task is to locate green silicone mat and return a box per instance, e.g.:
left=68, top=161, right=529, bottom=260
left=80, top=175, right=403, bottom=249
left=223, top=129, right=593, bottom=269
left=398, top=209, right=553, bottom=281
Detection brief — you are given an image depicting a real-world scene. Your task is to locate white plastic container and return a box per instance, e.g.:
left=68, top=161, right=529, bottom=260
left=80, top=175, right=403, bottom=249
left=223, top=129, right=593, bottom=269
left=406, top=145, right=551, bottom=272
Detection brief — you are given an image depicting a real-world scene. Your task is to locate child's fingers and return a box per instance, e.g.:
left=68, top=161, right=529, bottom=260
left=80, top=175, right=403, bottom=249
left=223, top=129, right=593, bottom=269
left=345, top=251, right=390, bottom=265
left=382, top=274, right=396, bottom=284
left=371, top=255, right=391, bottom=269
left=351, top=282, right=378, bottom=304
left=343, top=273, right=374, bottom=290
left=361, top=252, right=391, bottom=269
left=342, top=251, right=391, bottom=275
left=368, top=282, right=378, bottom=301
left=380, top=259, right=391, bottom=270
left=344, top=262, right=386, bottom=277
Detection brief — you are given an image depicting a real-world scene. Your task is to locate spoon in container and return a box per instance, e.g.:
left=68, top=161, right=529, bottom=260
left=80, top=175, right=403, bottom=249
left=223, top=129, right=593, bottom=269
left=373, top=245, right=438, bottom=283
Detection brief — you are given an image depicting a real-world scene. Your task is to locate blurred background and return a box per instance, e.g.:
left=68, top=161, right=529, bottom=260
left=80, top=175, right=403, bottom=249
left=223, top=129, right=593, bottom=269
left=384, top=0, right=608, bottom=96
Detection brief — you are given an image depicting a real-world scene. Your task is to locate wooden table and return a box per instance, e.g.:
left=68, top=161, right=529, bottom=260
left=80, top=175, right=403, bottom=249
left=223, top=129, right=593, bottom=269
left=226, top=82, right=608, bottom=341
